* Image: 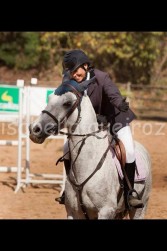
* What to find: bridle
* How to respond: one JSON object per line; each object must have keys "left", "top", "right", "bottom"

{"left": 42, "top": 83, "right": 83, "bottom": 134}
{"left": 42, "top": 83, "right": 102, "bottom": 136}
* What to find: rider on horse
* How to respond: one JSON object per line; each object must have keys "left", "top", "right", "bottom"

{"left": 55, "top": 49, "right": 144, "bottom": 210}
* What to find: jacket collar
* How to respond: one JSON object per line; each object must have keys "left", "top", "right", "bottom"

{"left": 87, "top": 79, "right": 98, "bottom": 96}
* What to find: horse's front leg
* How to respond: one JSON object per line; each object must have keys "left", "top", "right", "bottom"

{"left": 65, "top": 200, "right": 75, "bottom": 219}
{"left": 67, "top": 215, "right": 74, "bottom": 219}
{"left": 65, "top": 205, "right": 74, "bottom": 219}
{"left": 98, "top": 206, "right": 117, "bottom": 219}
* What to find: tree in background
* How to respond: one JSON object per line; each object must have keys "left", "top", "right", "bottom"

{"left": 0, "top": 31, "right": 166, "bottom": 85}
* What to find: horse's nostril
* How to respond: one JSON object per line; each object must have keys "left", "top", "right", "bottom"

{"left": 32, "top": 124, "right": 42, "bottom": 136}
{"left": 34, "top": 126, "right": 40, "bottom": 133}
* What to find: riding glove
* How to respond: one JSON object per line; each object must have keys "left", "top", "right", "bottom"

{"left": 118, "top": 97, "right": 129, "bottom": 112}
{"left": 96, "top": 114, "right": 108, "bottom": 126}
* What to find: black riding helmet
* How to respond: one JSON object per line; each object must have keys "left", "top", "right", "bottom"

{"left": 63, "top": 49, "right": 91, "bottom": 73}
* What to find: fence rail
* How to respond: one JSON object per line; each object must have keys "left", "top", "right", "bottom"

{"left": 131, "top": 84, "right": 167, "bottom": 90}
{"left": 117, "top": 83, "right": 167, "bottom": 121}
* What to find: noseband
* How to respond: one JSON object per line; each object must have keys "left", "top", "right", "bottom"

{"left": 42, "top": 83, "right": 82, "bottom": 134}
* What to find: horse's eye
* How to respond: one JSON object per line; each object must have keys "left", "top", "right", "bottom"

{"left": 63, "top": 101, "right": 72, "bottom": 107}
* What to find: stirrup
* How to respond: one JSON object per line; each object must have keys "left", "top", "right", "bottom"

{"left": 127, "top": 189, "right": 144, "bottom": 209}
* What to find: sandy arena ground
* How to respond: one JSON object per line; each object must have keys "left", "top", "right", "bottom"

{"left": 0, "top": 119, "right": 167, "bottom": 219}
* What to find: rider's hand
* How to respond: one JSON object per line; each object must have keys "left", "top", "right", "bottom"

{"left": 96, "top": 114, "right": 108, "bottom": 126}
{"left": 118, "top": 97, "right": 129, "bottom": 112}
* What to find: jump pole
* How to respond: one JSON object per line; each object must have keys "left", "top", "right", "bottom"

{"left": 14, "top": 79, "right": 66, "bottom": 194}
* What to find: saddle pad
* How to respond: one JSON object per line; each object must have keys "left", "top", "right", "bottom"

{"left": 110, "top": 147, "right": 146, "bottom": 182}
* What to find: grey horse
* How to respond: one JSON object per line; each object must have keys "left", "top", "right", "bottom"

{"left": 29, "top": 83, "right": 152, "bottom": 219}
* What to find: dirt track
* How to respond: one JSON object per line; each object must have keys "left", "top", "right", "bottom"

{"left": 0, "top": 119, "right": 167, "bottom": 219}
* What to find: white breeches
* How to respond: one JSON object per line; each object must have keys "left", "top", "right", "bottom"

{"left": 63, "top": 125, "right": 135, "bottom": 163}
{"left": 117, "top": 125, "right": 135, "bottom": 163}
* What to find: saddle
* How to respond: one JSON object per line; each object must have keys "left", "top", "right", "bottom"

{"left": 112, "top": 137, "right": 134, "bottom": 192}
{"left": 112, "top": 137, "right": 126, "bottom": 169}
{"left": 111, "top": 137, "right": 146, "bottom": 182}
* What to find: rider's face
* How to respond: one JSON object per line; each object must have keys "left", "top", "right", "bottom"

{"left": 70, "top": 64, "right": 88, "bottom": 83}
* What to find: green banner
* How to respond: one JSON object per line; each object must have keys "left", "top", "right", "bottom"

{"left": 0, "top": 86, "right": 19, "bottom": 112}
{"left": 46, "top": 89, "right": 54, "bottom": 103}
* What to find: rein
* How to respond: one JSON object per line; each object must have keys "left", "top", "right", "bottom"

{"left": 59, "top": 128, "right": 107, "bottom": 137}
{"left": 56, "top": 131, "right": 108, "bottom": 165}
{"left": 68, "top": 138, "right": 113, "bottom": 219}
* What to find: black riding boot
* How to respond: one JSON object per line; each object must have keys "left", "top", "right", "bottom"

{"left": 124, "top": 161, "right": 144, "bottom": 209}
{"left": 55, "top": 159, "right": 71, "bottom": 205}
